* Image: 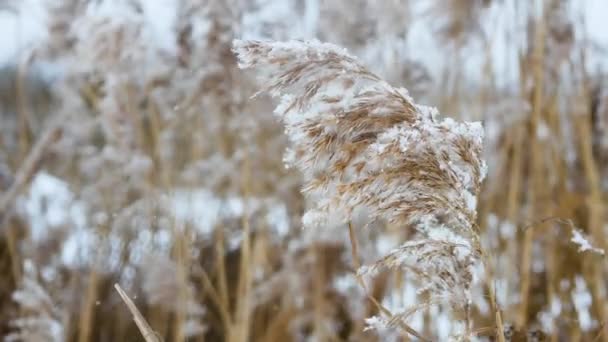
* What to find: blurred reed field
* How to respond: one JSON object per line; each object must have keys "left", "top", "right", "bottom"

{"left": 0, "top": 0, "right": 607, "bottom": 341}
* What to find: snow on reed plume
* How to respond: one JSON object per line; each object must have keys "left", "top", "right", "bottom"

{"left": 5, "top": 260, "right": 65, "bottom": 342}
{"left": 233, "top": 39, "right": 487, "bottom": 335}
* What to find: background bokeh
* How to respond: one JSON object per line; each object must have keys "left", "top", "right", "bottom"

{"left": 1, "top": 0, "right": 608, "bottom": 341}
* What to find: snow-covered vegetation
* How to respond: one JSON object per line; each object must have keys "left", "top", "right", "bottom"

{"left": 1, "top": 0, "right": 608, "bottom": 341}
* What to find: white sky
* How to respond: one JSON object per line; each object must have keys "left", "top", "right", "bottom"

{"left": 0, "top": 0, "right": 606, "bottom": 84}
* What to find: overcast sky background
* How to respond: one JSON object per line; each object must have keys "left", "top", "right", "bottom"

{"left": 0, "top": 0, "right": 606, "bottom": 87}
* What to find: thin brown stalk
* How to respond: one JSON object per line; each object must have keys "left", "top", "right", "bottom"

{"left": 577, "top": 95, "right": 608, "bottom": 342}
{"left": 199, "top": 267, "right": 232, "bottom": 329}
{"left": 16, "top": 52, "right": 35, "bottom": 163}
{"left": 0, "top": 121, "right": 62, "bottom": 216}
{"left": 172, "top": 222, "right": 187, "bottom": 342}
{"left": 576, "top": 36, "right": 608, "bottom": 341}
{"left": 517, "top": 2, "right": 547, "bottom": 328}
{"left": 481, "top": 250, "right": 506, "bottom": 342}
{"left": 214, "top": 227, "right": 230, "bottom": 314}
{"left": 78, "top": 269, "right": 98, "bottom": 342}
{"left": 115, "top": 284, "right": 162, "bottom": 342}
{"left": 312, "top": 243, "right": 326, "bottom": 340}
{"left": 232, "top": 154, "right": 252, "bottom": 342}
{"left": 0, "top": 119, "right": 62, "bottom": 283}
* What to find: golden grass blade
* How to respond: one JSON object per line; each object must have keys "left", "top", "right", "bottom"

{"left": 114, "top": 284, "right": 162, "bottom": 342}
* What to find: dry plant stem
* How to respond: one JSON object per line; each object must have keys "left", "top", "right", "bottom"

{"left": 232, "top": 154, "right": 252, "bottom": 342}
{"left": 517, "top": 3, "right": 546, "bottom": 328}
{"left": 2, "top": 220, "right": 20, "bottom": 288}
{"left": 0, "top": 120, "right": 62, "bottom": 284}
{"left": 478, "top": 38, "right": 494, "bottom": 120}
{"left": 481, "top": 251, "right": 506, "bottom": 342}
{"left": 594, "top": 322, "right": 608, "bottom": 342}
{"left": 65, "top": 270, "right": 81, "bottom": 337}
{"left": 172, "top": 221, "right": 187, "bottom": 342}
{"left": 546, "top": 94, "right": 563, "bottom": 342}
{"left": 141, "top": 99, "right": 170, "bottom": 336}
{"left": 147, "top": 99, "right": 171, "bottom": 188}
{"left": 347, "top": 222, "right": 429, "bottom": 342}
{"left": 575, "top": 41, "right": 608, "bottom": 340}
{"left": 199, "top": 267, "right": 231, "bottom": 328}
{"left": 149, "top": 304, "right": 169, "bottom": 341}
{"left": 495, "top": 309, "right": 506, "bottom": 342}
{"left": 114, "top": 284, "right": 162, "bottom": 342}
{"left": 0, "top": 121, "right": 62, "bottom": 216}
{"left": 312, "top": 243, "right": 326, "bottom": 340}
{"left": 577, "top": 100, "right": 608, "bottom": 341}
{"left": 129, "top": 83, "right": 147, "bottom": 153}
{"left": 214, "top": 227, "right": 230, "bottom": 314}
{"left": 545, "top": 219, "right": 558, "bottom": 342}
{"left": 478, "top": 28, "right": 505, "bottom": 342}
{"left": 502, "top": 58, "right": 525, "bottom": 320}
{"left": 16, "top": 52, "right": 35, "bottom": 162}
{"left": 78, "top": 269, "right": 99, "bottom": 342}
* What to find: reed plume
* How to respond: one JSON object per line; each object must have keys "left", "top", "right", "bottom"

{"left": 233, "top": 39, "right": 487, "bottom": 338}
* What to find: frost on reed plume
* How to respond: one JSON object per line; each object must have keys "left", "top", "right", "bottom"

{"left": 234, "top": 40, "right": 487, "bottom": 338}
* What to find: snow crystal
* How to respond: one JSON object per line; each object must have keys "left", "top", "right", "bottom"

{"left": 301, "top": 209, "right": 326, "bottom": 228}
{"left": 571, "top": 276, "right": 595, "bottom": 331}
{"left": 571, "top": 229, "right": 605, "bottom": 256}
{"left": 266, "top": 203, "right": 290, "bottom": 238}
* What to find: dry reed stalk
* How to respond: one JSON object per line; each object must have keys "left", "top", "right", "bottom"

{"left": 576, "top": 95, "right": 608, "bottom": 341}
{"left": 230, "top": 153, "right": 253, "bottom": 342}
{"left": 544, "top": 220, "right": 558, "bottom": 342}
{"left": 213, "top": 227, "right": 230, "bottom": 317}
{"left": 16, "top": 52, "right": 35, "bottom": 163}
{"left": 78, "top": 269, "right": 98, "bottom": 342}
{"left": 517, "top": 2, "right": 547, "bottom": 328}
{"left": 143, "top": 98, "right": 163, "bottom": 187}
{"left": 2, "top": 220, "right": 20, "bottom": 294}
{"left": 571, "top": 30, "right": 608, "bottom": 340}
{"left": 0, "top": 119, "right": 63, "bottom": 286}
{"left": 544, "top": 78, "right": 565, "bottom": 342}
{"left": 428, "top": 0, "right": 490, "bottom": 47}
{"left": 475, "top": 27, "right": 507, "bottom": 342}
{"left": 172, "top": 221, "right": 187, "bottom": 342}
{"left": 477, "top": 204, "right": 506, "bottom": 340}
{"left": 114, "top": 284, "right": 162, "bottom": 342}
{"left": 312, "top": 243, "right": 327, "bottom": 340}
{"left": 478, "top": 248, "right": 506, "bottom": 342}
{"left": 148, "top": 306, "right": 169, "bottom": 342}
{"left": 499, "top": 56, "right": 527, "bottom": 323}
{"left": 198, "top": 265, "right": 231, "bottom": 329}
{"left": 0, "top": 105, "right": 63, "bottom": 216}
{"left": 150, "top": 103, "right": 184, "bottom": 342}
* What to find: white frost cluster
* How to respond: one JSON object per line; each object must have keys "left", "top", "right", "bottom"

{"left": 571, "top": 229, "right": 605, "bottom": 256}
{"left": 571, "top": 276, "right": 595, "bottom": 331}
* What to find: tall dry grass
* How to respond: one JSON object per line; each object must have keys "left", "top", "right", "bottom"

{"left": 0, "top": 0, "right": 607, "bottom": 341}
